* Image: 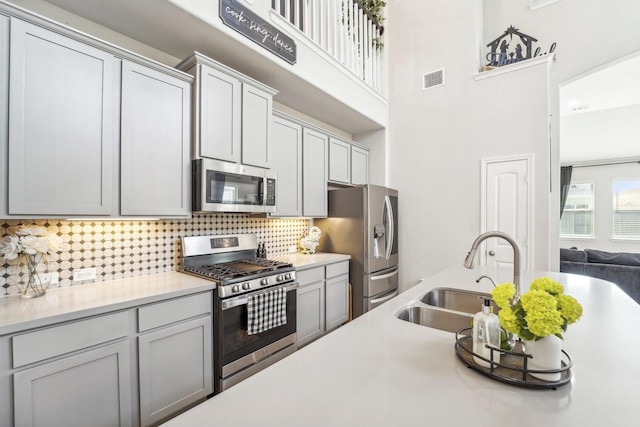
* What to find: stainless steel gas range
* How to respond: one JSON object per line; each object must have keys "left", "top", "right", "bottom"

{"left": 180, "top": 234, "right": 298, "bottom": 393}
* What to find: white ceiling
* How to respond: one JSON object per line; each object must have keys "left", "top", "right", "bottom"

{"left": 560, "top": 53, "right": 640, "bottom": 164}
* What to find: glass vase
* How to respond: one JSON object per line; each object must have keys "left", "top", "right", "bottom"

{"left": 20, "top": 253, "right": 51, "bottom": 299}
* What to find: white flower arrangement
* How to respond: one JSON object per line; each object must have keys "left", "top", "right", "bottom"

{"left": 0, "top": 226, "right": 62, "bottom": 261}
{"left": 1, "top": 226, "right": 62, "bottom": 297}
{"left": 300, "top": 226, "right": 322, "bottom": 254}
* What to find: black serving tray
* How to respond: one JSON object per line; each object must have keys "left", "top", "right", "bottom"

{"left": 454, "top": 327, "right": 572, "bottom": 389}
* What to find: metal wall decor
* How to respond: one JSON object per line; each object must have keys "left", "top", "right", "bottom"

{"left": 485, "top": 25, "right": 556, "bottom": 68}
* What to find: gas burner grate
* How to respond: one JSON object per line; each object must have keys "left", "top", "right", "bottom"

{"left": 183, "top": 258, "right": 294, "bottom": 282}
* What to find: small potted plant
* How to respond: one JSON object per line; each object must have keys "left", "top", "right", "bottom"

{"left": 491, "top": 277, "right": 583, "bottom": 380}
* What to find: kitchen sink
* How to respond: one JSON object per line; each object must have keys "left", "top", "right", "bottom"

{"left": 420, "top": 287, "right": 497, "bottom": 314}
{"left": 395, "top": 287, "right": 498, "bottom": 333}
{"left": 395, "top": 305, "right": 473, "bottom": 334}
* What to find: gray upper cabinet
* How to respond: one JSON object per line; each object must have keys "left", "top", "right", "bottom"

{"left": 302, "top": 128, "right": 328, "bottom": 217}
{"left": 178, "top": 53, "right": 277, "bottom": 168}
{"left": 242, "top": 84, "right": 273, "bottom": 168}
{"left": 1, "top": 15, "right": 10, "bottom": 218}
{"left": 328, "top": 137, "right": 351, "bottom": 184}
{"left": 8, "top": 19, "right": 115, "bottom": 215}
{"left": 270, "top": 116, "right": 303, "bottom": 217}
{"left": 1, "top": 10, "right": 193, "bottom": 219}
{"left": 120, "top": 60, "right": 191, "bottom": 216}
{"left": 329, "top": 136, "right": 369, "bottom": 186}
{"left": 198, "top": 64, "right": 241, "bottom": 162}
{"left": 350, "top": 145, "right": 369, "bottom": 185}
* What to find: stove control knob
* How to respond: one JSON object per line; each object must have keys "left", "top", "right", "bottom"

{"left": 232, "top": 285, "right": 241, "bottom": 293}
{"left": 261, "top": 278, "right": 270, "bottom": 286}
{"left": 285, "top": 273, "right": 292, "bottom": 280}
{"left": 242, "top": 283, "right": 251, "bottom": 290}
{"left": 277, "top": 275, "right": 284, "bottom": 282}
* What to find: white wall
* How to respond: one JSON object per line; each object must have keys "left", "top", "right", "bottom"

{"left": 388, "top": 0, "right": 640, "bottom": 292}
{"left": 560, "top": 163, "right": 640, "bottom": 253}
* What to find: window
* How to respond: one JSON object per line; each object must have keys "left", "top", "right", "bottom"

{"left": 612, "top": 179, "right": 640, "bottom": 239}
{"left": 561, "top": 182, "right": 594, "bottom": 237}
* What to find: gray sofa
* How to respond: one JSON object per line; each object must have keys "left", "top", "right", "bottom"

{"left": 560, "top": 248, "right": 640, "bottom": 304}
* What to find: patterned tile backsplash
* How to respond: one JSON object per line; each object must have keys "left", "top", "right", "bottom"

{"left": 1, "top": 215, "right": 310, "bottom": 296}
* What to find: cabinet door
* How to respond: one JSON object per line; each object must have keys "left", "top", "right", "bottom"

{"left": 120, "top": 60, "right": 191, "bottom": 216}
{"left": 8, "top": 19, "right": 115, "bottom": 215}
{"left": 0, "top": 15, "right": 9, "bottom": 217}
{"left": 302, "top": 128, "right": 328, "bottom": 217}
{"left": 242, "top": 84, "right": 273, "bottom": 168}
{"left": 199, "top": 64, "right": 241, "bottom": 162}
{"left": 138, "top": 316, "right": 212, "bottom": 427}
{"left": 328, "top": 137, "right": 351, "bottom": 184}
{"left": 326, "top": 274, "right": 350, "bottom": 332}
{"left": 296, "top": 281, "right": 325, "bottom": 347}
{"left": 351, "top": 145, "right": 369, "bottom": 185}
{"left": 13, "top": 340, "right": 132, "bottom": 427}
{"left": 270, "top": 116, "right": 303, "bottom": 217}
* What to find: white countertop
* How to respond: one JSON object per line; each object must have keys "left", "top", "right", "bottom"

{"left": 0, "top": 272, "right": 214, "bottom": 335}
{"left": 163, "top": 265, "right": 640, "bottom": 427}
{"left": 271, "top": 252, "right": 351, "bottom": 270}
{"left": 0, "top": 254, "right": 349, "bottom": 335}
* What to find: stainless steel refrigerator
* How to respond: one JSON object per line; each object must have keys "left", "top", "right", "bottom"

{"left": 316, "top": 185, "right": 398, "bottom": 318}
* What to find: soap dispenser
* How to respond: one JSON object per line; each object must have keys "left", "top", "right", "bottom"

{"left": 472, "top": 297, "right": 501, "bottom": 368}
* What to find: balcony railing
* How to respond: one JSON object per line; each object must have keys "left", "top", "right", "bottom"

{"left": 272, "top": 0, "right": 384, "bottom": 94}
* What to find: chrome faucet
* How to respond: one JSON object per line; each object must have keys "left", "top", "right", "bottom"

{"left": 475, "top": 275, "right": 496, "bottom": 288}
{"left": 464, "top": 231, "right": 521, "bottom": 303}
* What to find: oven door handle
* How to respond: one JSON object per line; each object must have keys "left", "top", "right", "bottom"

{"left": 221, "top": 282, "right": 299, "bottom": 310}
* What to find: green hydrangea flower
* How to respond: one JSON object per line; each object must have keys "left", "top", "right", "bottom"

{"left": 557, "top": 294, "right": 583, "bottom": 324}
{"left": 497, "top": 307, "right": 520, "bottom": 335}
{"left": 491, "top": 283, "right": 516, "bottom": 308}
{"left": 529, "top": 276, "right": 564, "bottom": 295}
{"left": 493, "top": 276, "right": 583, "bottom": 340}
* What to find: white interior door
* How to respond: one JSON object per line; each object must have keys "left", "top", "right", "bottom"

{"left": 481, "top": 155, "right": 532, "bottom": 269}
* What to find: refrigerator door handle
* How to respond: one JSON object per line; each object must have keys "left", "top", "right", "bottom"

{"left": 370, "top": 289, "right": 398, "bottom": 305}
{"left": 370, "top": 269, "right": 398, "bottom": 281}
{"left": 384, "top": 195, "right": 394, "bottom": 260}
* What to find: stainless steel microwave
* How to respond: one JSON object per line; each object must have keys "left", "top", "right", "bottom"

{"left": 192, "top": 158, "right": 276, "bottom": 213}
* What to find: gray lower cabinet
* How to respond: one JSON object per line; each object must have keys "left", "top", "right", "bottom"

{"left": 137, "top": 293, "right": 213, "bottom": 427}
{"left": 1, "top": 291, "right": 213, "bottom": 427}
{"left": 325, "top": 261, "right": 350, "bottom": 332}
{"left": 10, "top": 312, "right": 133, "bottom": 427}
{"left": 13, "top": 341, "right": 132, "bottom": 427}
{"left": 296, "top": 269, "right": 326, "bottom": 347}
{"left": 296, "top": 261, "right": 349, "bottom": 348}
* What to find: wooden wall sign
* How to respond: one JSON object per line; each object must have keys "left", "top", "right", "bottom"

{"left": 220, "top": 0, "right": 297, "bottom": 65}
{"left": 485, "top": 25, "right": 556, "bottom": 68}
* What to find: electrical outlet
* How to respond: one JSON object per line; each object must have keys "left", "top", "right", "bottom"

{"left": 289, "top": 245, "right": 297, "bottom": 254}
{"left": 40, "top": 272, "right": 59, "bottom": 284}
{"left": 73, "top": 268, "right": 96, "bottom": 281}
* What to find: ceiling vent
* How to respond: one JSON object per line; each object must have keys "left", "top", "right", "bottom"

{"left": 422, "top": 68, "right": 445, "bottom": 90}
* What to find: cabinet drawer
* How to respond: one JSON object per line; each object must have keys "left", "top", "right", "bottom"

{"left": 12, "top": 311, "right": 129, "bottom": 368}
{"left": 296, "top": 266, "right": 324, "bottom": 286}
{"left": 138, "top": 292, "right": 212, "bottom": 332}
{"left": 326, "top": 261, "right": 349, "bottom": 279}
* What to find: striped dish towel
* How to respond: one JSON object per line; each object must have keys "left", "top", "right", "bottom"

{"left": 247, "top": 286, "right": 287, "bottom": 335}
